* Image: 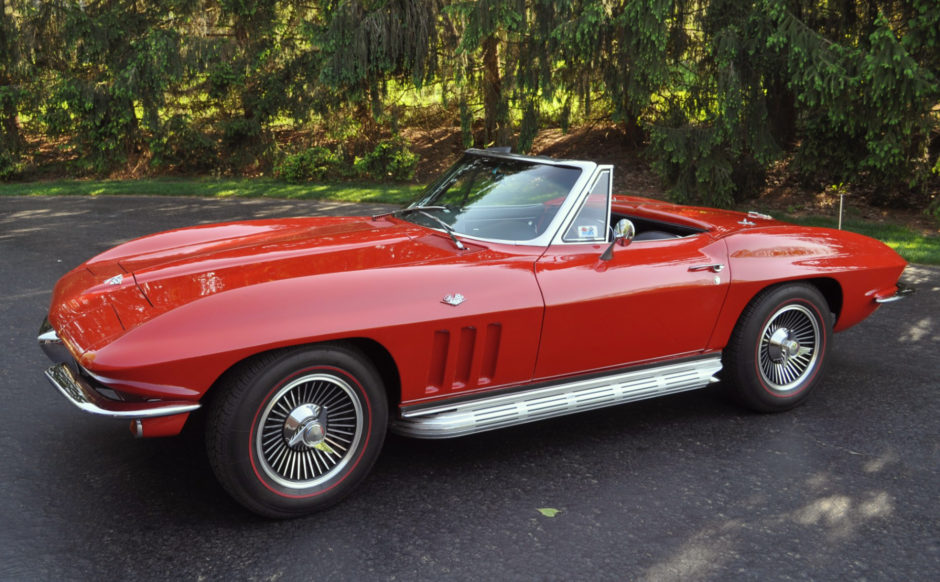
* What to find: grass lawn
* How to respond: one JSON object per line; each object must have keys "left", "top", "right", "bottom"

{"left": 0, "top": 177, "right": 425, "bottom": 205}
{"left": 2, "top": 177, "right": 937, "bottom": 264}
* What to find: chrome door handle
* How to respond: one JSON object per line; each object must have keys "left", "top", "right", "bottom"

{"left": 689, "top": 264, "right": 724, "bottom": 273}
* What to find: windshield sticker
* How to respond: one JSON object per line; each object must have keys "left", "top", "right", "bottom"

{"left": 577, "top": 225, "right": 599, "bottom": 239}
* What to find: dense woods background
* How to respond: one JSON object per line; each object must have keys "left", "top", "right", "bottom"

{"left": 0, "top": 0, "right": 937, "bottom": 215}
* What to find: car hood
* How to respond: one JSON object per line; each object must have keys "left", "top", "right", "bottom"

{"left": 51, "top": 216, "right": 475, "bottom": 353}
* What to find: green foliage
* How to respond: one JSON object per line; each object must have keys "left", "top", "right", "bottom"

{"left": 609, "top": 0, "right": 674, "bottom": 121}
{"left": 649, "top": 125, "right": 736, "bottom": 208}
{"left": 150, "top": 115, "right": 218, "bottom": 172}
{"left": 767, "top": 0, "right": 939, "bottom": 204}
{"left": 24, "top": 0, "right": 196, "bottom": 173}
{"left": 40, "top": 77, "right": 138, "bottom": 173}
{"left": 0, "top": 150, "right": 22, "bottom": 181}
{"left": 0, "top": 0, "right": 26, "bottom": 158}
{"left": 353, "top": 137, "right": 419, "bottom": 181}
{"left": 274, "top": 147, "right": 341, "bottom": 182}
{"left": 644, "top": 0, "right": 779, "bottom": 206}
{"left": 0, "top": 0, "right": 935, "bottom": 217}
{"left": 516, "top": 99, "right": 539, "bottom": 153}
{"left": 642, "top": 0, "right": 939, "bottom": 208}
{"left": 459, "top": 97, "right": 474, "bottom": 149}
{"left": 273, "top": 137, "right": 418, "bottom": 183}
{"left": 318, "top": 0, "right": 442, "bottom": 110}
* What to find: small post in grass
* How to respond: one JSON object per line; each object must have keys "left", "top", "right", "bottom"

{"left": 838, "top": 192, "right": 844, "bottom": 230}
{"left": 829, "top": 183, "right": 847, "bottom": 230}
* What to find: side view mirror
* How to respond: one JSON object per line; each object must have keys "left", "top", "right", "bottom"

{"left": 613, "top": 218, "right": 635, "bottom": 243}
{"left": 600, "top": 218, "right": 635, "bottom": 261}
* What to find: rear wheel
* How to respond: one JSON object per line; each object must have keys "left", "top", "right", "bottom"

{"left": 206, "top": 345, "right": 387, "bottom": 518}
{"left": 724, "top": 284, "right": 833, "bottom": 412}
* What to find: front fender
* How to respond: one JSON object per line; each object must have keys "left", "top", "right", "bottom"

{"left": 86, "top": 258, "right": 545, "bottom": 403}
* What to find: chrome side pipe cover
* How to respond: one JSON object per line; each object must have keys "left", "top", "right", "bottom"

{"left": 393, "top": 356, "right": 723, "bottom": 439}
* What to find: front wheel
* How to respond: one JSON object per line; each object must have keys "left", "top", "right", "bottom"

{"left": 206, "top": 345, "right": 387, "bottom": 518}
{"left": 723, "top": 284, "right": 833, "bottom": 412}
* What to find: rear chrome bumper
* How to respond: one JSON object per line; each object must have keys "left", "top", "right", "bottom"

{"left": 875, "top": 282, "right": 915, "bottom": 304}
{"left": 39, "top": 318, "right": 200, "bottom": 419}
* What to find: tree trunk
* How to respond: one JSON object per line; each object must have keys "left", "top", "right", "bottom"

{"left": 766, "top": 75, "right": 796, "bottom": 148}
{"left": 1, "top": 90, "right": 19, "bottom": 153}
{"left": 0, "top": 0, "right": 20, "bottom": 154}
{"left": 623, "top": 113, "right": 646, "bottom": 148}
{"left": 482, "top": 34, "right": 502, "bottom": 146}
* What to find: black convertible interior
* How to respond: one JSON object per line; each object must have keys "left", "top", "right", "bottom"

{"left": 441, "top": 204, "right": 706, "bottom": 243}
{"left": 610, "top": 212, "right": 706, "bottom": 241}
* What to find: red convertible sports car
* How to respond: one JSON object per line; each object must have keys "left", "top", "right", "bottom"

{"left": 39, "top": 148, "right": 912, "bottom": 517}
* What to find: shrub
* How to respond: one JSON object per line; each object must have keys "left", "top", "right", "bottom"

{"left": 0, "top": 151, "right": 20, "bottom": 181}
{"left": 0, "top": 157, "right": 9, "bottom": 181}
{"left": 150, "top": 115, "right": 218, "bottom": 172}
{"left": 353, "top": 137, "right": 419, "bottom": 181}
{"left": 274, "top": 147, "right": 341, "bottom": 183}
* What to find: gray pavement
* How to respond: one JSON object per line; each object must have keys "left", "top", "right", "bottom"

{"left": 1, "top": 195, "right": 938, "bottom": 581}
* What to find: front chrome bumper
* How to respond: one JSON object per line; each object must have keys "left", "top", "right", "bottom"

{"left": 38, "top": 317, "right": 71, "bottom": 364}
{"left": 875, "top": 282, "right": 915, "bottom": 304}
{"left": 43, "top": 363, "right": 200, "bottom": 419}
{"left": 39, "top": 319, "right": 200, "bottom": 419}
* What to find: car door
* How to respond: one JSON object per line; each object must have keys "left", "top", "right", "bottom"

{"left": 533, "top": 170, "right": 731, "bottom": 380}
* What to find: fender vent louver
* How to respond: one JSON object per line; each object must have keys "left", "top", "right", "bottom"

{"left": 426, "top": 323, "right": 503, "bottom": 394}
{"left": 427, "top": 331, "right": 450, "bottom": 392}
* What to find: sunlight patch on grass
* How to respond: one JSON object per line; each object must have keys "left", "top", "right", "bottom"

{"left": 0, "top": 178, "right": 425, "bottom": 206}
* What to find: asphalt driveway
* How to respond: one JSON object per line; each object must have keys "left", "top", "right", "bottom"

{"left": 1, "top": 195, "right": 937, "bottom": 581}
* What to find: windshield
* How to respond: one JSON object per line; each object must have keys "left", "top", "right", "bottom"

{"left": 404, "top": 155, "right": 582, "bottom": 242}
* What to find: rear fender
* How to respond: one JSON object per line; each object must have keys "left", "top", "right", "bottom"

{"left": 707, "top": 228, "right": 905, "bottom": 349}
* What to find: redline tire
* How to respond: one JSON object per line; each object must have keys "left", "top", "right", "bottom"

{"left": 724, "top": 284, "right": 833, "bottom": 413}
{"left": 206, "top": 345, "right": 387, "bottom": 518}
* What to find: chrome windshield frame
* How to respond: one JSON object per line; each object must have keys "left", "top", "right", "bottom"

{"left": 404, "top": 149, "right": 598, "bottom": 248}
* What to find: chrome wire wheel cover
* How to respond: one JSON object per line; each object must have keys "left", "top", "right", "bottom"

{"left": 758, "top": 304, "right": 821, "bottom": 393}
{"left": 256, "top": 373, "right": 363, "bottom": 489}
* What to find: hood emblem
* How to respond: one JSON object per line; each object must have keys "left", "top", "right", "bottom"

{"left": 442, "top": 293, "right": 465, "bottom": 306}
{"left": 105, "top": 274, "right": 124, "bottom": 286}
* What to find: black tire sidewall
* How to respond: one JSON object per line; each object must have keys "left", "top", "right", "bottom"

{"left": 726, "top": 284, "right": 832, "bottom": 412}
{"left": 209, "top": 346, "right": 387, "bottom": 518}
